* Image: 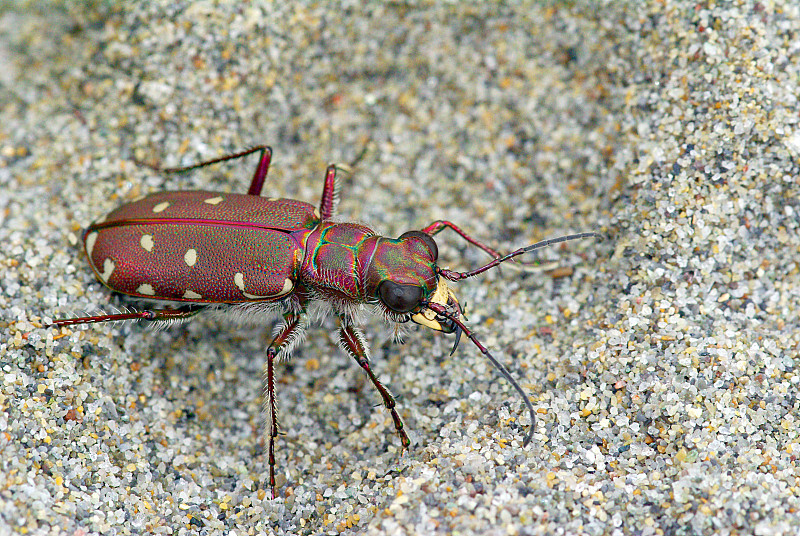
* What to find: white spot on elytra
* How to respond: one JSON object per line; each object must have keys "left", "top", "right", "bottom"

{"left": 182, "top": 289, "right": 202, "bottom": 300}
{"left": 140, "top": 234, "right": 154, "bottom": 252}
{"left": 234, "top": 272, "right": 247, "bottom": 291}
{"left": 100, "top": 258, "right": 114, "bottom": 282}
{"left": 85, "top": 232, "right": 98, "bottom": 257}
{"left": 152, "top": 201, "right": 170, "bottom": 213}
{"left": 313, "top": 208, "right": 320, "bottom": 219}
{"left": 184, "top": 249, "right": 197, "bottom": 266}
{"left": 267, "top": 197, "right": 279, "bottom": 201}
{"left": 136, "top": 284, "right": 155, "bottom": 295}
{"left": 278, "top": 278, "right": 293, "bottom": 296}
{"left": 234, "top": 272, "right": 293, "bottom": 299}
{"left": 204, "top": 196, "right": 224, "bottom": 205}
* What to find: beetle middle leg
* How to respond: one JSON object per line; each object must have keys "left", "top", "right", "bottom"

{"left": 264, "top": 312, "right": 308, "bottom": 498}
{"left": 318, "top": 164, "right": 340, "bottom": 220}
{"left": 337, "top": 318, "right": 411, "bottom": 451}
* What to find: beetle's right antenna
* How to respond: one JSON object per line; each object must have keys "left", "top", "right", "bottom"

{"left": 422, "top": 300, "right": 536, "bottom": 446}
{"left": 437, "top": 232, "right": 601, "bottom": 282}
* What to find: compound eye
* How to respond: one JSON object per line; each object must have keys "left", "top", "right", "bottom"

{"left": 378, "top": 281, "right": 424, "bottom": 313}
{"left": 399, "top": 230, "right": 438, "bottom": 261}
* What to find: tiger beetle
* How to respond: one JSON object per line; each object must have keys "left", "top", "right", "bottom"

{"left": 48, "top": 145, "right": 598, "bottom": 498}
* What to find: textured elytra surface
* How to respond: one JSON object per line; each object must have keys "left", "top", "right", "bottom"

{"left": 88, "top": 223, "right": 298, "bottom": 302}
{"left": 85, "top": 191, "right": 319, "bottom": 302}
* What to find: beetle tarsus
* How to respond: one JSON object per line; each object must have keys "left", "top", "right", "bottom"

{"left": 48, "top": 307, "right": 201, "bottom": 328}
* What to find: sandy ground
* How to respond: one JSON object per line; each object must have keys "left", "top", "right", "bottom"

{"left": 2, "top": 2, "right": 800, "bottom": 535}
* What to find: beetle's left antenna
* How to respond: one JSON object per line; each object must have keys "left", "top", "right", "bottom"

{"left": 437, "top": 232, "right": 601, "bottom": 282}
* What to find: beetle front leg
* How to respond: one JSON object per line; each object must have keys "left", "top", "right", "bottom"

{"left": 337, "top": 320, "right": 411, "bottom": 451}
{"left": 264, "top": 312, "right": 308, "bottom": 499}
{"left": 422, "top": 220, "right": 574, "bottom": 272}
{"left": 421, "top": 220, "right": 504, "bottom": 259}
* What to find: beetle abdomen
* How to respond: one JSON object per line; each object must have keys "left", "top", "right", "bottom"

{"left": 83, "top": 191, "right": 317, "bottom": 303}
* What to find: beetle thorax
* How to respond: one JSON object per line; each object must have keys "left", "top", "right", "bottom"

{"left": 299, "top": 222, "right": 380, "bottom": 309}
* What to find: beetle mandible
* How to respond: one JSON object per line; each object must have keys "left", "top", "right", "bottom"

{"left": 49, "top": 146, "right": 598, "bottom": 498}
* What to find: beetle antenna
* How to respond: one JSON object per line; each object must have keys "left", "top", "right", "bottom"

{"left": 437, "top": 232, "right": 600, "bottom": 282}
{"left": 423, "top": 300, "right": 535, "bottom": 446}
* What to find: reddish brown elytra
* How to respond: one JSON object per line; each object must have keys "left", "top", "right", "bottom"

{"left": 49, "top": 146, "right": 598, "bottom": 498}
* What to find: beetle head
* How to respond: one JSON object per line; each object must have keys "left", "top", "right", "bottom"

{"left": 367, "top": 231, "right": 464, "bottom": 352}
{"left": 368, "top": 232, "right": 439, "bottom": 310}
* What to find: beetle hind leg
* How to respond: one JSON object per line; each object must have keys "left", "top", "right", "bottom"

{"left": 337, "top": 320, "right": 411, "bottom": 451}
{"left": 49, "top": 306, "right": 202, "bottom": 329}
{"left": 142, "top": 145, "right": 273, "bottom": 197}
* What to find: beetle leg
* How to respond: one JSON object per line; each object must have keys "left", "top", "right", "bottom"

{"left": 421, "top": 220, "right": 548, "bottom": 272}
{"left": 420, "top": 220, "right": 504, "bottom": 259}
{"left": 246, "top": 146, "right": 273, "bottom": 196}
{"left": 337, "top": 320, "right": 411, "bottom": 451}
{"left": 144, "top": 145, "right": 273, "bottom": 196}
{"left": 422, "top": 221, "right": 599, "bottom": 273}
{"left": 318, "top": 165, "right": 340, "bottom": 220}
{"left": 264, "top": 313, "right": 307, "bottom": 499}
{"left": 49, "top": 307, "right": 201, "bottom": 328}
